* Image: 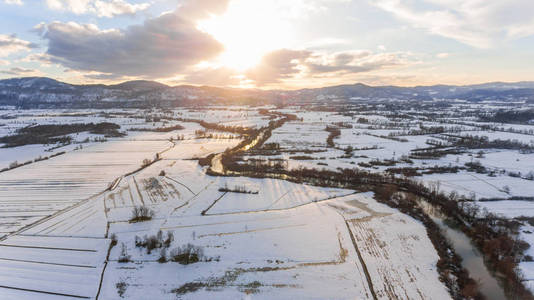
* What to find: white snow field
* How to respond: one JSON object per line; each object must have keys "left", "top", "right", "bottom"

{"left": 82, "top": 149, "right": 448, "bottom": 299}
{"left": 0, "top": 139, "right": 172, "bottom": 238}
{"left": 8, "top": 104, "right": 534, "bottom": 298}
{"left": 0, "top": 125, "right": 451, "bottom": 299}
{"left": 99, "top": 161, "right": 450, "bottom": 299}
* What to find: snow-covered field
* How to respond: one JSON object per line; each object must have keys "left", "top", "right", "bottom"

{"left": 98, "top": 160, "right": 450, "bottom": 299}
{"left": 2, "top": 104, "right": 534, "bottom": 298}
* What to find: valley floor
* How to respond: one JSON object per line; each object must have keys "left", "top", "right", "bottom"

{"left": 0, "top": 134, "right": 450, "bottom": 300}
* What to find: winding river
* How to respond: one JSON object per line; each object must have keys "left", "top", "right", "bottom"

{"left": 208, "top": 115, "right": 508, "bottom": 300}
{"left": 418, "top": 200, "right": 507, "bottom": 300}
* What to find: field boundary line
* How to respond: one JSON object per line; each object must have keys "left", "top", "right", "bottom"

{"left": 0, "top": 285, "right": 90, "bottom": 299}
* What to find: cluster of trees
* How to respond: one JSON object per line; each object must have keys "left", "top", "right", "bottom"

{"left": 218, "top": 183, "right": 258, "bottom": 194}
{"left": 167, "top": 244, "right": 209, "bottom": 265}
{"left": 129, "top": 124, "right": 184, "bottom": 132}
{"left": 480, "top": 109, "right": 534, "bottom": 124}
{"left": 133, "top": 230, "right": 212, "bottom": 264}
{"left": 385, "top": 165, "right": 462, "bottom": 177}
{"left": 366, "top": 132, "right": 408, "bottom": 142}
{"left": 219, "top": 156, "right": 287, "bottom": 174}
{"left": 0, "top": 122, "right": 123, "bottom": 147}
{"left": 135, "top": 230, "right": 174, "bottom": 254}
{"left": 443, "top": 134, "right": 534, "bottom": 152}
{"left": 129, "top": 205, "right": 155, "bottom": 223}
{"left": 388, "top": 125, "right": 463, "bottom": 137}
{"left": 325, "top": 126, "right": 341, "bottom": 147}
{"left": 332, "top": 122, "right": 353, "bottom": 129}
{"left": 357, "top": 158, "right": 396, "bottom": 168}
{"left": 410, "top": 146, "right": 463, "bottom": 159}
{"left": 194, "top": 130, "right": 239, "bottom": 139}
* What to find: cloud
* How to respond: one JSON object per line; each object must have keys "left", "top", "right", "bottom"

{"left": 0, "top": 34, "right": 38, "bottom": 57}
{"left": 436, "top": 52, "right": 450, "bottom": 58}
{"left": 245, "top": 49, "right": 414, "bottom": 85}
{"left": 0, "top": 67, "right": 35, "bottom": 75}
{"left": 178, "top": 0, "right": 230, "bottom": 20}
{"left": 307, "top": 51, "right": 411, "bottom": 75}
{"left": 246, "top": 49, "right": 312, "bottom": 84}
{"left": 37, "top": 0, "right": 231, "bottom": 78}
{"left": 4, "top": 0, "right": 23, "bottom": 5}
{"left": 45, "top": 0, "right": 150, "bottom": 18}
{"left": 38, "top": 8, "right": 225, "bottom": 77}
{"left": 372, "top": 0, "right": 534, "bottom": 48}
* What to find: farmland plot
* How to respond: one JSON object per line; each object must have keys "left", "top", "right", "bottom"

{"left": 0, "top": 139, "right": 171, "bottom": 238}
{"left": 101, "top": 172, "right": 450, "bottom": 299}
{"left": 0, "top": 234, "right": 110, "bottom": 299}
{"left": 332, "top": 193, "right": 451, "bottom": 299}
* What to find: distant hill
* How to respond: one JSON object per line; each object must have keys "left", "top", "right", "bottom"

{"left": 0, "top": 77, "right": 533, "bottom": 108}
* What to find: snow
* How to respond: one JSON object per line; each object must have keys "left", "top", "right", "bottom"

{"left": 478, "top": 200, "right": 534, "bottom": 218}
{"left": 4, "top": 107, "right": 508, "bottom": 299}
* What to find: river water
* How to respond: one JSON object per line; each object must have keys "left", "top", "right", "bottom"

{"left": 418, "top": 200, "right": 507, "bottom": 300}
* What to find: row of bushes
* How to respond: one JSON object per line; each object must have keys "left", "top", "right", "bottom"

{"left": 0, "top": 151, "right": 65, "bottom": 173}
{"left": 325, "top": 126, "right": 341, "bottom": 147}
{"left": 129, "top": 124, "right": 184, "bottom": 132}
{"left": 218, "top": 183, "right": 258, "bottom": 194}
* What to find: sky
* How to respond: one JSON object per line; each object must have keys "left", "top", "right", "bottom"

{"left": 0, "top": 0, "right": 533, "bottom": 89}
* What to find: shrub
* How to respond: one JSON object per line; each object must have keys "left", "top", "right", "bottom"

{"left": 146, "top": 177, "right": 161, "bottom": 190}
{"left": 130, "top": 206, "right": 155, "bottom": 223}
{"left": 110, "top": 233, "right": 118, "bottom": 248}
{"left": 169, "top": 244, "right": 205, "bottom": 265}
{"left": 159, "top": 170, "right": 166, "bottom": 176}
{"left": 158, "top": 248, "right": 167, "bottom": 263}
{"left": 116, "top": 280, "right": 128, "bottom": 298}
{"left": 218, "top": 183, "right": 258, "bottom": 194}
{"left": 164, "top": 231, "right": 174, "bottom": 248}
{"left": 142, "top": 158, "right": 152, "bottom": 167}
{"left": 118, "top": 243, "right": 131, "bottom": 263}
{"left": 135, "top": 230, "right": 174, "bottom": 254}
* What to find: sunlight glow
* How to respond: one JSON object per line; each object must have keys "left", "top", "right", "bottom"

{"left": 197, "top": 0, "right": 294, "bottom": 71}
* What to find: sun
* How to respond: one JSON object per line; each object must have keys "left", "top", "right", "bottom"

{"left": 197, "top": 0, "right": 293, "bottom": 71}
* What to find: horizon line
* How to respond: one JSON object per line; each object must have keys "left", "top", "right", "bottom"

{"left": 2, "top": 76, "right": 534, "bottom": 91}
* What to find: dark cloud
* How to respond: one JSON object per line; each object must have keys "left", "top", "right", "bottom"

{"left": 39, "top": 1, "right": 229, "bottom": 78}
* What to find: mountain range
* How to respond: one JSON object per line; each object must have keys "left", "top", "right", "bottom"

{"left": 1, "top": 77, "right": 533, "bottom": 108}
